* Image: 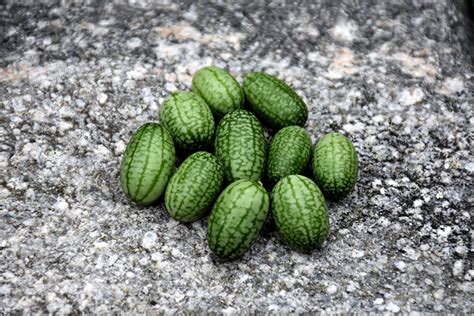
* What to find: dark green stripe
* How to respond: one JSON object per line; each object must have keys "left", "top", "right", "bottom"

{"left": 136, "top": 127, "right": 167, "bottom": 203}
{"left": 288, "top": 176, "right": 312, "bottom": 247}
{"left": 171, "top": 94, "right": 185, "bottom": 130}
{"left": 186, "top": 159, "right": 215, "bottom": 217}
{"left": 211, "top": 181, "right": 254, "bottom": 252}
{"left": 244, "top": 76, "right": 278, "bottom": 122}
{"left": 134, "top": 124, "right": 154, "bottom": 199}
{"left": 220, "top": 185, "right": 257, "bottom": 256}
{"left": 192, "top": 79, "right": 211, "bottom": 108}
{"left": 227, "top": 186, "right": 265, "bottom": 257}
{"left": 208, "top": 67, "right": 238, "bottom": 107}
{"left": 125, "top": 124, "right": 148, "bottom": 197}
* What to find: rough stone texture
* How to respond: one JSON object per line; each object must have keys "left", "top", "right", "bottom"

{"left": 1, "top": 0, "right": 472, "bottom": 313}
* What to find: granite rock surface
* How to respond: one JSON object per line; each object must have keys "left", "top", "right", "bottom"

{"left": 1, "top": 0, "right": 473, "bottom": 313}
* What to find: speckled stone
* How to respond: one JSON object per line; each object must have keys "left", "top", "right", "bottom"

{"left": 1, "top": 0, "right": 473, "bottom": 313}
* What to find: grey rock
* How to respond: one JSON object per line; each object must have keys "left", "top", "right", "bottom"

{"left": 1, "top": 0, "right": 472, "bottom": 313}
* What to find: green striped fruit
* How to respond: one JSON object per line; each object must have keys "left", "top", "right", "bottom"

{"left": 243, "top": 72, "right": 308, "bottom": 130}
{"left": 192, "top": 66, "right": 244, "bottom": 117}
{"left": 165, "top": 151, "right": 224, "bottom": 223}
{"left": 207, "top": 180, "right": 269, "bottom": 260}
{"left": 120, "top": 123, "right": 176, "bottom": 205}
{"left": 272, "top": 175, "right": 329, "bottom": 252}
{"left": 312, "top": 132, "right": 358, "bottom": 201}
{"left": 267, "top": 126, "right": 312, "bottom": 184}
{"left": 214, "top": 109, "right": 266, "bottom": 182}
{"left": 159, "top": 92, "right": 215, "bottom": 151}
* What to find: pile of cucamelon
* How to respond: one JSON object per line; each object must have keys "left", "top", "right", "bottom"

{"left": 119, "top": 66, "right": 359, "bottom": 260}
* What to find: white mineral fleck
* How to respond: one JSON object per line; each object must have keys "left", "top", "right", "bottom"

{"left": 433, "top": 289, "right": 444, "bottom": 299}
{"left": 346, "top": 282, "right": 357, "bottom": 292}
{"left": 94, "top": 145, "right": 110, "bottom": 158}
{"left": 395, "top": 261, "right": 407, "bottom": 272}
{"left": 151, "top": 252, "right": 163, "bottom": 262}
{"left": 141, "top": 232, "right": 158, "bottom": 249}
{"left": 437, "top": 226, "right": 452, "bottom": 240}
{"left": 392, "top": 115, "right": 403, "bottom": 125}
{"left": 126, "top": 37, "right": 142, "bottom": 49}
{"left": 413, "top": 199, "right": 423, "bottom": 207}
{"left": 183, "top": 6, "right": 198, "bottom": 21}
{"left": 342, "top": 122, "right": 365, "bottom": 133}
{"left": 165, "top": 82, "right": 177, "bottom": 92}
{"left": 114, "top": 140, "right": 126, "bottom": 155}
{"left": 372, "top": 179, "right": 382, "bottom": 187}
{"left": 58, "top": 121, "right": 73, "bottom": 132}
{"left": 455, "top": 245, "right": 468, "bottom": 255}
{"left": 386, "top": 302, "right": 400, "bottom": 313}
{"left": 126, "top": 65, "right": 147, "bottom": 80}
{"left": 326, "top": 284, "right": 338, "bottom": 294}
{"left": 94, "top": 241, "right": 108, "bottom": 251}
{"left": 464, "top": 162, "right": 474, "bottom": 172}
{"left": 453, "top": 260, "right": 463, "bottom": 276}
{"left": 0, "top": 284, "right": 11, "bottom": 296}
{"left": 0, "top": 187, "right": 11, "bottom": 199}
{"left": 66, "top": 208, "right": 82, "bottom": 220}
{"left": 399, "top": 87, "right": 425, "bottom": 105}
{"left": 329, "top": 18, "right": 359, "bottom": 42}
{"left": 53, "top": 199, "right": 69, "bottom": 212}
{"left": 351, "top": 249, "right": 365, "bottom": 258}
{"left": 98, "top": 93, "right": 108, "bottom": 104}
{"left": 386, "top": 179, "right": 399, "bottom": 187}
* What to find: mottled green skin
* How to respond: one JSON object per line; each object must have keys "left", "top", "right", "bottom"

{"left": 192, "top": 66, "right": 244, "bottom": 117}
{"left": 312, "top": 132, "right": 358, "bottom": 201}
{"left": 214, "top": 110, "right": 266, "bottom": 182}
{"left": 120, "top": 123, "right": 176, "bottom": 205}
{"left": 272, "top": 175, "right": 329, "bottom": 252}
{"left": 159, "top": 92, "right": 215, "bottom": 151}
{"left": 243, "top": 72, "right": 308, "bottom": 130}
{"left": 267, "top": 126, "right": 312, "bottom": 184}
{"left": 165, "top": 152, "right": 224, "bottom": 223}
{"left": 207, "top": 180, "right": 269, "bottom": 260}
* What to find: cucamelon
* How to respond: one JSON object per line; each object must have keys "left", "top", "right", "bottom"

{"left": 272, "top": 175, "right": 329, "bottom": 252}
{"left": 312, "top": 132, "right": 358, "bottom": 201}
{"left": 214, "top": 109, "right": 266, "bottom": 182}
{"left": 120, "top": 123, "right": 176, "bottom": 205}
{"left": 267, "top": 126, "right": 312, "bottom": 184}
{"left": 159, "top": 91, "right": 215, "bottom": 151}
{"left": 243, "top": 72, "right": 308, "bottom": 130}
{"left": 207, "top": 180, "right": 269, "bottom": 260}
{"left": 165, "top": 151, "right": 224, "bottom": 223}
{"left": 192, "top": 66, "right": 244, "bottom": 117}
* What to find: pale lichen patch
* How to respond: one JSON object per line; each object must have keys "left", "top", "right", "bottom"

{"left": 325, "top": 48, "right": 358, "bottom": 80}
{"left": 438, "top": 77, "right": 465, "bottom": 96}
{"left": 392, "top": 52, "right": 438, "bottom": 82}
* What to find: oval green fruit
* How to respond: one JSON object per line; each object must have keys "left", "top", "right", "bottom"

{"left": 243, "top": 72, "right": 308, "bottom": 130}
{"left": 267, "top": 126, "right": 312, "bottom": 184}
{"left": 165, "top": 151, "right": 224, "bottom": 223}
{"left": 192, "top": 66, "right": 244, "bottom": 117}
{"left": 214, "top": 109, "right": 266, "bottom": 182}
{"left": 120, "top": 123, "right": 176, "bottom": 205}
{"left": 312, "top": 132, "right": 358, "bottom": 201}
{"left": 207, "top": 180, "right": 269, "bottom": 260}
{"left": 159, "top": 91, "right": 215, "bottom": 151}
{"left": 272, "top": 175, "right": 329, "bottom": 252}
